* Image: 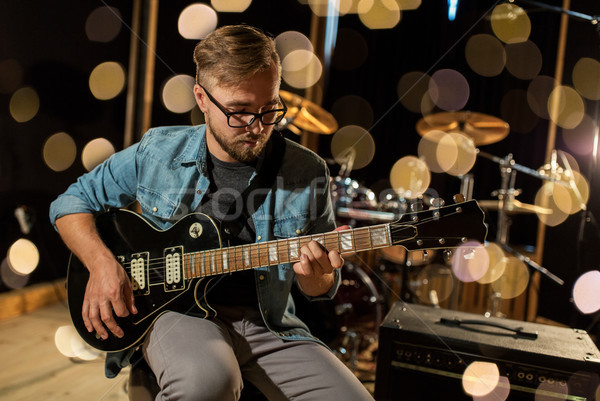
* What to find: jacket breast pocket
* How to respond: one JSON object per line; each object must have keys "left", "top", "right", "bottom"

{"left": 137, "top": 186, "right": 179, "bottom": 220}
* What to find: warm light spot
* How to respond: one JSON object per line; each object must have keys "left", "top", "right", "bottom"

{"left": 43, "top": 132, "right": 77, "bottom": 172}
{"left": 398, "top": 71, "right": 431, "bottom": 113}
{"left": 389, "top": 156, "right": 431, "bottom": 199}
{"left": 162, "top": 74, "right": 196, "bottom": 114}
{"left": 211, "top": 0, "right": 251, "bottom": 12}
{"left": 429, "top": 69, "right": 470, "bottom": 111}
{"left": 7, "top": 238, "right": 39, "bottom": 275}
{"left": 397, "top": 0, "right": 421, "bottom": 10}
{"left": 178, "top": 4, "right": 218, "bottom": 39}
{"left": 331, "top": 28, "right": 369, "bottom": 71}
{"left": 414, "top": 264, "right": 454, "bottom": 304}
{"left": 331, "top": 125, "right": 375, "bottom": 170}
{"left": 1, "top": 258, "right": 29, "bottom": 289}
{"left": 444, "top": 132, "right": 477, "bottom": 176}
{"left": 573, "top": 271, "right": 600, "bottom": 314}
{"left": 535, "top": 380, "right": 569, "bottom": 400}
{"left": 501, "top": 89, "right": 538, "bottom": 134}
{"left": 420, "top": 91, "right": 436, "bottom": 115}
{"left": 505, "top": 40, "right": 542, "bottom": 80}
{"left": 462, "top": 361, "right": 500, "bottom": 397}
{"left": 418, "top": 130, "right": 455, "bottom": 173}
{"left": 477, "top": 243, "right": 507, "bottom": 284}
{"left": 491, "top": 3, "right": 531, "bottom": 44}
{"left": 562, "top": 114, "right": 596, "bottom": 156}
{"left": 307, "top": 0, "right": 353, "bottom": 16}
{"left": 282, "top": 50, "right": 323, "bottom": 89}
{"left": 551, "top": 171, "right": 589, "bottom": 215}
{"left": 573, "top": 57, "right": 600, "bottom": 101}
{"left": 55, "top": 325, "right": 81, "bottom": 358}
{"left": 527, "top": 75, "right": 555, "bottom": 119}
{"left": 473, "top": 376, "right": 510, "bottom": 401}
{"left": 89, "top": 62, "right": 126, "bottom": 101}
{"left": 82, "top": 138, "right": 115, "bottom": 172}
{"left": 548, "top": 86, "right": 585, "bottom": 129}
{"left": 491, "top": 256, "right": 529, "bottom": 299}
{"left": 85, "top": 6, "right": 122, "bottom": 42}
{"left": 275, "top": 31, "right": 313, "bottom": 62}
{"left": 535, "top": 182, "right": 569, "bottom": 227}
{"left": 357, "top": 0, "right": 401, "bottom": 30}
{"left": 465, "top": 34, "right": 506, "bottom": 77}
{"left": 332, "top": 95, "right": 373, "bottom": 128}
{"left": 0, "top": 59, "right": 23, "bottom": 94}
{"left": 10, "top": 87, "right": 39, "bottom": 122}
{"left": 451, "top": 241, "right": 488, "bottom": 283}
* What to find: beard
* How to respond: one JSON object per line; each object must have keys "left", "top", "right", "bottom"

{"left": 206, "top": 117, "right": 272, "bottom": 163}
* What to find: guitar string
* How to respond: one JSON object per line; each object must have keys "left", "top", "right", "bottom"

{"left": 124, "top": 208, "right": 475, "bottom": 284}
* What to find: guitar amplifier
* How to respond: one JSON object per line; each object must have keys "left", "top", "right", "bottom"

{"left": 375, "top": 302, "right": 600, "bottom": 400}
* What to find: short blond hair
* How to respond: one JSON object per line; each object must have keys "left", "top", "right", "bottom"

{"left": 194, "top": 25, "right": 281, "bottom": 89}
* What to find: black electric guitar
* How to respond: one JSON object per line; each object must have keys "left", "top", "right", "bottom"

{"left": 66, "top": 199, "right": 487, "bottom": 352}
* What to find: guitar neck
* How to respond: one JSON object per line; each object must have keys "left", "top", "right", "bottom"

{"left": 182, "top": 223, "right": 395, "bottom": 279}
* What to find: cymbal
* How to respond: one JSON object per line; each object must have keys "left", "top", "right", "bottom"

{"left": 416, "top": 111, "right": 509, "bottom": 146}
{"left": 279, "top": 90, "right": 338, "bottom": 135}
{"left": 478, "top": 199, "right": 553, "bottom": 215}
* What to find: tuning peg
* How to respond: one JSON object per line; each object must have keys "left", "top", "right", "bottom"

{"left": 430, "top": 198, "right": 445, "bottom": 209}
{"left": 453, "top": 194, "right": 465, "bottom": 203}
{"left": 410, "top": 200, "right": 424, "bottom": 213}
{"left": 443, "top": 249, "right": 454, "bottom": 263}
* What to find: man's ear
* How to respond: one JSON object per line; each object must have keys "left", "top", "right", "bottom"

{"left": 194, "top": 84, "right": 208, "bottom": 113}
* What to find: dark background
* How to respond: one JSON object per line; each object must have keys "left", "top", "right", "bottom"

{"left": 1, "top": 0, "right": 599, "bottom": 336}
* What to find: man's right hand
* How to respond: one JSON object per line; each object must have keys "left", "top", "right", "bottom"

{"left": 82, "top": 256, "right": 137, "bottom": 340}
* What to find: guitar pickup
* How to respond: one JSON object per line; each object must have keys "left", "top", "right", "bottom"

{"left": 126, "top": 252, "right": 150, "bottom": 296}
{"left": 164, "top": 246, "right": 184, "bottom": 291}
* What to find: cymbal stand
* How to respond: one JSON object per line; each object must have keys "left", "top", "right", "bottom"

{"left": 493, "top": 153, "right": 518, "bottom": 246}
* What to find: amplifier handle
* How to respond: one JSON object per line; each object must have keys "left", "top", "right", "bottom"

{"left": 439, "top": 318, "right": 539, "bottom": 339}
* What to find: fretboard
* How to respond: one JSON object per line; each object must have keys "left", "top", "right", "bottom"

{"left": 182, "top": 224, "right": 392, "bottom": 279}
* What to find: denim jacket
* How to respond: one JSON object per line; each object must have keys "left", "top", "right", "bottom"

{"left": 49, "top": 125, "right": 341, "bottom": 377}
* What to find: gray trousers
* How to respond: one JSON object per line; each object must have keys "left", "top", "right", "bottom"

{"left": 142, "top": 307, "right": 375, "bottom": 401}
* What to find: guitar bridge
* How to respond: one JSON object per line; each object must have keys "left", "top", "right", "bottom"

{"left": 164, "top": 246, "right": 184, "bottom": 291}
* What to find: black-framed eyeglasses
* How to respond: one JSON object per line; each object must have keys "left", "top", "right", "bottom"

{"left": 200, "top": 85, "right": 287, "bottom": 128}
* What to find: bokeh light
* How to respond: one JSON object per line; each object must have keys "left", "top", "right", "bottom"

{"left": 548, "top": 86, "right": 585, "bottom": 129}
{"left": 417, "top": 130, "right": 476, "bottom": 176}
{"left": 572, "top": 57, "right": 600, "bottom": 101}
{"left": 572, "top": 270, "right": 600, "bottom": 314}
{"left": 444, "top": 132, "right": 477, "bottom": 176}
{"left": 398, "top": 71, "right": 431, "bottom": 113}
{"left": 331, "top": 28, "right": 369, "bottom": 71}
{"left": 307, "top": 0, "right": 353, "bottom": 16}
{"left": 389, "top": 156, "right": 431, "bottom": 199}
{"left": 81, "top": 138, "right": 115, "bottom": 172}
{"left": 414, "top": 264, "right": 454, "bottom": 304}
{"left": 491, "top": 3, "right": 531, "bottom": 44}
{"left": 451, "top": 241, "right": 488, "bottom": 283}
{"left": 7, "top": 238, "right": 39, "bottom": 276}
{"left": 462, "top": 361, "right": 500, "bottom": 397}
{"left": 398, "top": 0, "right": 421, "bottom": 10}
{"left": 562, "top": 114, "right": 597, "bottom": 156}
{"left": 89, "top": 61, "right": 126, "bottom": 100}
{"left": 1, "top": 258, "right": 29, "bottom": 289}
{"left": 429, "top": 69, "right": 470, "bottom": 111}
{"left": 54, "top": 325, "right": 101, "bottom": 360}
{"left": 162, "top": 74, "right": 196, "bottom": 114}
{"left": 465, "top": 34, "right": 506, "bottom": 77}
{"left": 275, "top": 31, "right": 313, "bottom": 64}
{"left": 282, "top": 49, "right": 323, "bottom": 89}
{"left": 501, "top": 89, "right": 538, "bottom": 134}
{"left": 505, "top": 40, "right": 542, "bottom": 80}
{"left": 535, "top": 380, "right": 569, "bottom": 401}
{"left": 10, "top": 86, "right": 40, "bottom": 123}
{"left": 527, "top": 75, "right": 555, "bottom": 119}
{"left": 473, "top": 376, "right": 510, "bottom": 401}
{"left": 43, "top": 132, "right": 77, "bottom": 172}
{"left": 85, "top": 6, "right": 122, "bottom": 42}
{"left": 535, "top": 182, "right": 569, "bottom": 227}
{"left": 211, "top": 0, "right": 251, "bottom": 12}
{"left": 357, "top": 0, "right": 401, "bottom": 30}
{"left": 331, "top": 125, "right": 376, "bottom": 170}
{"left": 0, "top": 59, "right": 23, "bottom": 94}
{"left": 490, "top": 256, "right": 529, "bottom": 299}
{"left": 331, "top": 95, "right": 374, "bottom": 128}
{"left": 477, "top": 242, "right": 507, "bottom": 284}
{"left": 178, "top": 4, "right": 218, "bottom": 40}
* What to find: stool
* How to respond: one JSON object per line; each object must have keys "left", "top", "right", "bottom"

{"left": 127, "top": 358, "right": 267, "bottom": 401}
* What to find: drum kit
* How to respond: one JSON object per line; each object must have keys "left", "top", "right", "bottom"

{"left": 279, "top": 92, "right": 566, "bottom": 376}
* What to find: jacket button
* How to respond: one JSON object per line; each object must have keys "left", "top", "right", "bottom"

{"left": 259, "top": 275, "right": 265, "bottom": 281}
{"left": 296, "top": 229, "right": 302, "bottom": 234}
{"left": 152, "top": 207, "right": 158, "bottom": 212}
{"left": 257, "top": 235, "right": 262, "bottom": 241}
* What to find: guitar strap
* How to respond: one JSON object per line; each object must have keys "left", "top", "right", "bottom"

{"left": 220, "top": 132, "right": 287, "bottom": 240}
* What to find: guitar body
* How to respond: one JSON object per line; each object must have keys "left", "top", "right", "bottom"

{"left": 67, "top": 210, "right": 223, "bottom": 352}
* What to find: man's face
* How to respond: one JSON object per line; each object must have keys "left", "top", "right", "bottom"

{"left": 195, "top": 64, "right": 282, "bottom": 163}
